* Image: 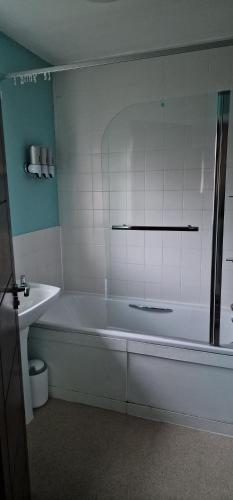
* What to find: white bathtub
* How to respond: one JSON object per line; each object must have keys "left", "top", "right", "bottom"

{"left": 29, "top": 293, "right": 233, "bottom": 435}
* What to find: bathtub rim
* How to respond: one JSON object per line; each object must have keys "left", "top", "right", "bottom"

{"left": 34, "top": 291, "right": 233, "bottom": 355}
{"left": 33, "top": 320, "right": 233, "bottom": 356}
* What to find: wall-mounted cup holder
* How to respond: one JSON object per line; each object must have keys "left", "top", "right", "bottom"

{"left": 24, "top": 145, "right": 55, "bottom": 179}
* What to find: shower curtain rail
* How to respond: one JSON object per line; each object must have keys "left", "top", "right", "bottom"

{"left": 112, "top": 225, "right": 199, "bottom": 231}
{"left": 4, "top": 37, "right": 233, "bottom": 82}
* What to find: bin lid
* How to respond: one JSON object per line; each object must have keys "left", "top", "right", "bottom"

{"left": 29, "top": 359, "right": 46, "bottom": 376}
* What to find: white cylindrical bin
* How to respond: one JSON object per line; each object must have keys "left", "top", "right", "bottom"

{"left": 29, "top": 359, "right": 48, "bottom": 408}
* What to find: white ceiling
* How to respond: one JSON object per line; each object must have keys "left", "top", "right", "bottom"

{"left": 0, "top": 0, "right": 232, "bottom": 64}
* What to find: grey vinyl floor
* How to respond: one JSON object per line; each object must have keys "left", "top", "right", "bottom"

{"left": 27, "top": 398, "right": 233, "bottom": 500}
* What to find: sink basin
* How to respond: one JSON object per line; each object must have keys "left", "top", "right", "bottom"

{"left": 18, "top": 282, "right": 60, "bottom": 424}
{"left": 18, "top": 282, "right": 60, "bottom": 330}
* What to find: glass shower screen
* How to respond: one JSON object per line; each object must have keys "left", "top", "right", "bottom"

{"left": 101, "top": 94, "right": 218, "bottom": 342}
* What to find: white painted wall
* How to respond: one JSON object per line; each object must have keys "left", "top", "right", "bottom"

{"left": 53, "top": 46, "right": 233, "bottom": 307}
{"left": 13, "top": 226, "right": 63, "bottom": 287}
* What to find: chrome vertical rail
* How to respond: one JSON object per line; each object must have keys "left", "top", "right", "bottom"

{"left": 210, "top": 91, "right": 231, "bottom": 346}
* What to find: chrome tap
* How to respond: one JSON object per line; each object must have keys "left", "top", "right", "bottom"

{"left": 20, "top": 274, "right": 30, "bottom": 297}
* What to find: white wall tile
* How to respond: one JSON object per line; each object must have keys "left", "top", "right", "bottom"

{"left": 76, "top": 154, "right": 92, "bottom": 173}
{"left": 126, "top": 231, "right": 144, "bottom": 247}
{"left": 182, "top": 231, "right": 202, "bottom": 250}
{"left": 145, "top": 231, "right": 162, "bottom": 248}
{"left": 110, "top": 173, "right": 127, "bottom": 191}
{"left": 163, "top": 231, "right": 181, "bottom": 249}
{"left": 145, "top": 210, "right": 163, "bottom": 225}
{"left": 163, "top": 149, "right": 184, "bottom": 170}
{"left": 110, "top": 230, "right": 126, "bottom": 247}
{"left": 145, "top": 191, "right": 163, "bottom": 210}
{"left": 64, "top": 210, "right": 93, "bottom": 227}
{"left": 110, "top": 245, "right": 127, "bottom": 264}
{"left": 109, "top": 152, "right": 126, "bottom": 172}
{"left": 163, "top": 210, "right": 182, "bottom": 225}
{"left": 183, "top": 191, "right": 203, "bottom": 210}
{"left": 184, "top": 169, "right": 203, "bottom": 191}
{"left": 145, "top": 246, "right": 163, "bottom": 266}
{"left": 182, "top": 249, "right": 201, "bottom": 269}
{"left": 161, "top": 265, "right": 181, "bottom": 301}
{"left": 203, "top": 190, "right": 214, "bottom": 210}
{"left": 145, "top": 171, "right": 164, "bottom": 191}
{"left": 127, "top": 151, "right": 145, "bottom": 171}
{"left": 145, "top": 126, "right": 164, "bottom": 151}
{"left": 144, "top": 266, "right": 162, "bottom": 283}
{"left": 93, "top": 192, "right": 103, "bottom": 210}
{"left": 127, "top": 281, "right": 145, "bottom": 299}
{"left": 163, "top": 191, "right": 182, "bottom": 210}
{"left": 94, "top": 209, "right": 109, "bottom": 227}
{"left": 110, "top": 262, "right": 127, "bottom": 280}
{"left": 92, "top": 173, "right": 103, "bottom": 191}
{"left": 184, "top": 148, "right": 204, "bottom": 170}
{"left": 92, "top": 153, "right": 102, "bottom": 172}
{"left": 181, "top": 267, "right": 201, "bottom": 303}
{"left": 127, "top": 210, "right": 145, "bottom": 225}
{"left": 164, "top": 170, "right": 183, "bottom": 190}
{"left": 110, "top": 192, "right": 127, "bottom": 210}
{"left": 127, "top": 172, "right": 145, "bottom": 191}
{"left": 145, "top": 150, "right": 164, "bottom": 171}
{"left": 58, "top": 172, "right": 93, "bottom": 192}
{"left": 127, "top": 191, "right": 145, "bottom": 210}
{"left": 163, "top": 247, "right": 181, "bottom": 267}
{"left": 108, "top": 279, "right": 128, "bottom": 297}
{"left": 127, "top": 246, "right": 144, "bottom": 265}
{"left": 202, "top": 210, "right": 213, "bottom": 230}
{"left": 127, "top": 264, "right": 145, "bottom": 282}
{"left": 145, "top": 282, "right": 161, "bottom": 300}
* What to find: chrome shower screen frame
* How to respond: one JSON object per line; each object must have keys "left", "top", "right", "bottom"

{"left": 210, "top": 90, "right": 231, "bottom": 346}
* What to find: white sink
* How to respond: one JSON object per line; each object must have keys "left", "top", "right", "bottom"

{"left": 18, "top": 282, "right": 60, "bottom": 424}
{"left": 18, "top": 282, "right": 60, "bottom": 330}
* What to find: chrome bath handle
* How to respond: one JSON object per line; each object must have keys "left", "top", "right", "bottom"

{"left": 129, "top": 304, "right": 173, "bottom": 313}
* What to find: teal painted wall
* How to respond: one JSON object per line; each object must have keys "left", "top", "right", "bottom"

{"left": 0, "top": 32, "right": 59, "bottom": 236}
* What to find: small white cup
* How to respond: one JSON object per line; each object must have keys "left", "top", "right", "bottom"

{"left": 48, "top": 164, "right": 55, "bottom": 178}
{"left": 27, "top": 163, "right": 42, "bottom": 178}
{"left": 41, "top": 164, "right": 49, "bottom": 178}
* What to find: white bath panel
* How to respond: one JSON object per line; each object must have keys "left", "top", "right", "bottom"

{"left": 126, "top": 403, "right": 233, "bottom": 437}
{"left": 127, "top": 352, "right": 233, "bottom": 424}
{"left": 29, "top": 329, "right": 127, "bottom": 403}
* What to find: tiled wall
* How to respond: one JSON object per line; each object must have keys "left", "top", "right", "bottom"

{"left": 13, "top": 226, "right": 63, "bottom": 287}
{"left": 54, "top": 46, "right": 233, "bottom": 305}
